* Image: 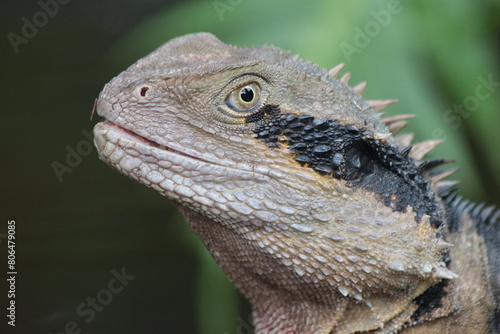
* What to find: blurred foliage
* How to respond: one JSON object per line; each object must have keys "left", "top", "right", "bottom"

{"left": 1, "top": 0, "right": 498, "bottom": 333}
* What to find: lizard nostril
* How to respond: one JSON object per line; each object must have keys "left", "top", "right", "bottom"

{"left": 140, "top": 86, "right": 149, "bottom": 97}
{"left": 134, "top": 84, "right": 155, "bottom": 100}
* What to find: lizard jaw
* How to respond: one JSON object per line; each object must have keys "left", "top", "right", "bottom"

{"left": 93, "top": 96, "right": 211, "bottom": 165}
{"left": 93, "top": 98, "right": 265, "bottom": 175}
{"left": 93, "top": 120, "right": 270, "bottom": 193}
{"left": 95, "top": 120, "right": 210, "bottom": 164}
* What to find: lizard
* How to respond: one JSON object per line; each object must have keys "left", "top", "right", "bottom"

{"left": 93, "top": 33, "right": 500, "bottom": 333}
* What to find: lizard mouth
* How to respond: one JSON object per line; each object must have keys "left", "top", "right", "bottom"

{"left": 91, "top": 98, "right": 208, "bottom": 164}
{"left": 105, "top": 121, "right": 171, "bottom": 150}
{"left": 94, "top": 119, "right": 271, "bottom": 186}
{"left": 96, "top": 120, "right": 210, "bottom": 164}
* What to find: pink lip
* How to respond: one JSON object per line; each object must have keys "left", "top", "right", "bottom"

{"left": 100, "top": 121, "right": 208, "bottom": 163}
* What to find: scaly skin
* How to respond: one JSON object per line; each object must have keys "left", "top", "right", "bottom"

{"left": 93, "top": 33, "right": 499, "bottom": 333}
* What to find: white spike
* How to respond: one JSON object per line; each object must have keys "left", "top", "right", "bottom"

{"left": 395, "top": 133, "right": 414, "bottom": 147}
{"left": 388, "top": 120, "right": 409, "bottom": 135}
{"left": 433, "top": 266, "right": 459, "bottom": 280}
{"left": 329, "top": 63, "right": 345, "bottom": 78}
{"left": 422, "top": 262, "right": 433, "bottom": 274}
{"left": 367, "top": 99, "right": 398, "bottom": 112}
{"left": 410, "top": 139, "right": 443, "bottom": 161}
{"left": 412, "top": 242, "right": 425, "bottom": 252}
{"left": 340, "top": 72, "right": 351, "bottom": 85}
{"left": 437, "top": 240, "right": 454, "bottom": 250}
{"left": 353, "top": 81, "right": 367, "bottom": 95}
{"left": 421, "top": 214, "right": 431, "bottom": 225}
{"left": 388, "top": 260, "right": 406, "bottom": 272}
{"left": 338, "top": 286, "right": 349, "bottom": 297}
{"left": 373, "top": 132, "right": 392, "bottom": 143}
{"left": 365, "top": 299, "right": 374, "bottom": 309}
{"left": 381, "top": 114, "right": 415, "bottom": 124}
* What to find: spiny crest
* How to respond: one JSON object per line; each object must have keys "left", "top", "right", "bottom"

{"left": 367, "top": 99, "right": 399, "bottom": 113}
{"left": 329, "top": 62, "right": 460, "bottom": 196}
{"left": 381, "top": 114, "right": 415, "bottom": 135}
{"left": 394, "top": 133, "right": 414, "bottom": 147}
{"left": 410, "top": 140, "right": 444, "bottom": 161}
{"left": 446, "top": 194, "right": 500, "bottom": 229}
{"left": 353, "top": 81, "right": 367, "bottom": 95}
{"left": 340, "top": 72, "right": 351, "bottom": 85}
{"left": 328, "top": 62, "right": 345, "bottom": 78}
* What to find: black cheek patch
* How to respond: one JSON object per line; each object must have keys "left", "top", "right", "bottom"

{"left": 245, "top": 104, "right": 281, "bottom": 123}
{"left": 252, "top": 105, "right": 443, "bottom": 227}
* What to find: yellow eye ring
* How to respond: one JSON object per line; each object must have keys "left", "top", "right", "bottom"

{"left": 225, "top": 82, "right": 261, "bottom": 112}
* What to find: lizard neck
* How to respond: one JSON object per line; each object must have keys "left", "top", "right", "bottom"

{"left": 176, "top": 204, "right": 346, "bottom": 333}
{"left": 175, "top": 198, "right": 498, "bottom": 333}
{"left": 176, "top": 205, "right": 439, "bottom": 333}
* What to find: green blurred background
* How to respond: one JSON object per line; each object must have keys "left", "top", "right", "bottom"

{"left": 1, "top": 0, "right": 499, "bottom": 333}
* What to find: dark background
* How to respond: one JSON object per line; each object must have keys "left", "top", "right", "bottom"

{"left": 1, "top": 1, "right": 499, "bottom": 333}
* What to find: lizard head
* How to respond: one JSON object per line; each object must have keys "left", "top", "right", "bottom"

{"left": 94, "top": 33, "right": 457, "bottom": 324}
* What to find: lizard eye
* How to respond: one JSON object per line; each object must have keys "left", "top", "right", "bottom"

{"left": 225, "top": 83, "right": 261, "bottom": 112}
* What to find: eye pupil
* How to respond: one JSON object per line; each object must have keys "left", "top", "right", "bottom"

{"left": 225, "top": 82, "right": 261, "bottom": 112}
{"left": 240, "top": 87, "right": 254, "bottom": 102}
